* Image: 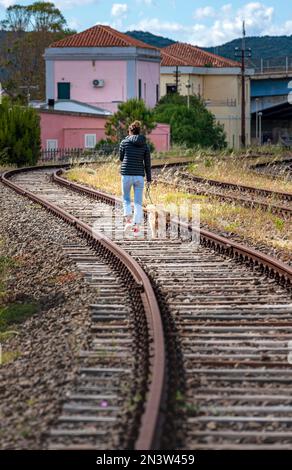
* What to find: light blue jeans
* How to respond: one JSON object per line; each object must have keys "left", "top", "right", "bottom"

{"left": 121, "top": 175, "right": 144, "bottom": 225}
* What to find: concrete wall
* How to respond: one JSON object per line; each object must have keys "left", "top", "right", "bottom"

{"left": 149, "top": 123, "right": 171, "bottom": 151}
{"left": 251, "top": 77, "right": 292, "bottom": 97}
{"left": 40, "top": 112, "right": 108, "bottom": 149}
{"left": 137, "top": 60, "right": 160, "bottom": 108}
{"left": 205, "top": 75, "right": 251, "bottom": 148}
{"left": 54, "top": 60, "right": 127, "bottom": 110}
{"left": 160, "top": 71, "right": 251, "bottom": 148}
{"left": 40, "top": 112, "right": 170, "bottom": 152}
{"left": 47, "top": 50, "right": 161, "bottom": 111}
{"left": 160, "top": 73, "right": 203, "bottom": 96}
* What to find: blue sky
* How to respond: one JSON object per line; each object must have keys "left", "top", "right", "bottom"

{"left": 0, "top": 1, "right": 291, "bottom": 46}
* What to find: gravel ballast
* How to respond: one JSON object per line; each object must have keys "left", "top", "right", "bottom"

{"left": 0, "top": 182, "right": 100, "bottom": 449}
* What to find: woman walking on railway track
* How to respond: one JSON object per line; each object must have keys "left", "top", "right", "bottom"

{"left": 119, "top": 120, "right": 152, "bottom": 237}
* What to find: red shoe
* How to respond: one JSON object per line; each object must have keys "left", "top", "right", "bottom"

{"left": 133, "top": 226, "right": 143, "bottom": 238}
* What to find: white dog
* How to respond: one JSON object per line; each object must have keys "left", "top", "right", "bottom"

{"left": 146, "top": 204, "right": 170, "bottom": 239}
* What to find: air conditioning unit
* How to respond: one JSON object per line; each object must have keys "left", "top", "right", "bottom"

{"left": 93, "top": 79, "right": 104, "bottom": 88}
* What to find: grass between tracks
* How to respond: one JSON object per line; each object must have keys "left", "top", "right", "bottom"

{"left": 153, "top": 143, "right": 291, "bottom": 161}
{"left": 187, "top": 154, "right": 292, "bottom": 193}
{"left": 0, "top": 240, "right": 37, "bottom": 365}
{"left": 66, "top": 162, "right": 292, "bottom": 259}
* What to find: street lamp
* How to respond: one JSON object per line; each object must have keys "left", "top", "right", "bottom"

{"left": 19, "top": 85, "right": 39, "bottom": 105}
{"left": 186, "top": 78, "right": 191, "bottom": 109}
{"left": 255, "top": 97, "right": 259, "bottom": 144}
{"left": 258, "top": 111, "right": 263, "bottom": 145}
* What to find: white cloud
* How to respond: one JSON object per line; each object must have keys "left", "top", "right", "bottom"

{"left": 137, "top": 0, "right": 153, "bottom": 5}
{"left": 111, "top": 3, "right": 128, "bottom": 17}
{"left": 263, "top": 19, "right": 292, "bottom": 36}
{"left": 0, "top": 0, "right": 14, "bottom": 7}
{"left": 127, "top": 17, "right": 188, "bottom": 34}
{"left": 67, "top": 17, "right": 82, "bottom": 30}
{"left": 54, "top": 0, "right": 97, "bottom": 9}
{"left": 197, "top": 2, "right": 274, "bottom": 45}
{"left": 193, "top": 6, "right": 215, "bottom": 20}
{"left": 221, "top": 3, "right": 232, "bottom": 14}
{"left": 110, "top": 3, "right": 128, "bottom": 30}
{"left": 128, "top": 2, "right": 282, "bottom": 47}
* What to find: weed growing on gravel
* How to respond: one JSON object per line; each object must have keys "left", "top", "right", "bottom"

{"left": 0, "top": 242, "right": 39, "bottom": 350}
{"left": 0, "top": 254, "right": 16, "bottom": 299}
{"left": 274, "top": 218, "right": 285, "bottom": 231}
{"left": 0, "top": 303, "right": 38, "bottom": 332}
{"left": 66, "top": 165, "right": 292, "bottom": 257}
{"left": 0, "top": 350, "right": 20, "bottom": 365}
{"left": 188, "top": 157, "right": 292, "bottom": 193}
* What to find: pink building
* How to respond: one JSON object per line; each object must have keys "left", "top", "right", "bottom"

{"left": 40, "top": 104, "right": 170, "bottom": 151}
{"left": 40, "top": 24, "right": 169, "bottom": 152}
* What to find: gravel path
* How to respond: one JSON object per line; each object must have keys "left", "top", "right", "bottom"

{"left": 0, "top": 182, "right": 99, "bottom": 449}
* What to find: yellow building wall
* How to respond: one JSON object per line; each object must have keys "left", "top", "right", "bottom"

{"left": 160, "top": 72, "right": 251, "bottom": 149}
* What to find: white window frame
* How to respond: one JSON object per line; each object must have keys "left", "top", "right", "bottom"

{"left": 46, "top": 139, "right": 58, "bottom": 150}
{"left": 84, "top": 134, "right": 96, "bottom": 149}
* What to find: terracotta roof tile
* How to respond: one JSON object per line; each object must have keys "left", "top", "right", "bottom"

{"left": 50, "top": 24, "right": 158, "bottom": 50}
{"left": 161, "top": 42, "right": 240, "bottom": 68}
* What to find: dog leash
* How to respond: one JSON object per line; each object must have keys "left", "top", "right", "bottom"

{"left": 145, "top": 184, "right": 154, "bottom": 205}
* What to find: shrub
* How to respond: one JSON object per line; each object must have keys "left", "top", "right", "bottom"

{"left": 95, "top": 138, "right": 119, "bottom": 155}
{"left": 154, "top": 93, "right": 227, "bottom": 150}
{"left": 105, "top": 98, "right": 156, "bottom": 142}
{"left": 0, "top": 99, "right": 40, "bottom": 166}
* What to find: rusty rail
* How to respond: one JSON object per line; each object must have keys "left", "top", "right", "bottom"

{"left": 1, "top": 166, "right": 166, "bottom": 450}
{"left": 156, "top": 175, "right": 292, "bottom": 218}
{"left": 179, "top": 171, "right": 292, "bottom": 202}
{"left": 53, "top": 169, "right": 292, "bottom": 287}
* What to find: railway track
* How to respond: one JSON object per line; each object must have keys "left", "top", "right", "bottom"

{"left": 1, "top": 167, "right": 165, "bottom": 451}
{"left": 2, "top": 165, "right": 292, "bottom": 450}
{"left": 152, "top": 165, "right": 292, "bottom": 218}
{"left": 251, "top": 158, "right": 292, "bottom": 181}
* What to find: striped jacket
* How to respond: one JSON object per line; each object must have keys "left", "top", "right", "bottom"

{"left": 119, "top": 135, "right": 151, "bottom": 182}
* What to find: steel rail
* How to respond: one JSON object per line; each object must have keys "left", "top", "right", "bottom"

{"left": 156, "top": 176, "right": 292, "bottom": 217}
{"left": 178, "top": 171, "right": 292, "bottom": 202}
{"left": 53, "top": 169, "right": 292, "bottom": 287}
{"left": 1, "top": 165, "right": 166, "bottom": 451}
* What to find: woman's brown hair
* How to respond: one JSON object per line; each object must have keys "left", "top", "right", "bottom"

{"left": 128, "top": 120, "right": 141, "bottom": 135}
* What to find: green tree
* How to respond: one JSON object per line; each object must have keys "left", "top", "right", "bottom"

{"left": 154, "top": 93, "right": 227, "bottom": 149}
{"left": 0, "top": 98, "right": 41, "bottom": 166}
{"left": 27, "top": 2, "right": 67, "bottom": 33}
{"left": 105, "top": 99, "right": 156, "bottom": 142}
{"left": 0, "top": 5, "right": 31, "bottom": 32}
{"left": 0, "top": 2, "right": 74, "bottom": 101}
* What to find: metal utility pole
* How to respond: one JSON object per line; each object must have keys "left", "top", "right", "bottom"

{"left": 173, "top": 66, "right": 181, "bottom": 93}
{"left": 175, "top": 66, "right": 179, "bottom": 91}
{"left": 235, "top": 21, "right": 251, "bottom": 148}
{"left": 186, "top": 77, "right": 191, "bottom": 108}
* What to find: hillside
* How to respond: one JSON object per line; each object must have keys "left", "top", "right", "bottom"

{"left": 126, "top": 30, "right": 292, "bottom": 63}
{"left": 125, "top": 30, "right": 175, "bottom": 48}
{"left": 205, "top": 35, "right": 292, "bottom": 61}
